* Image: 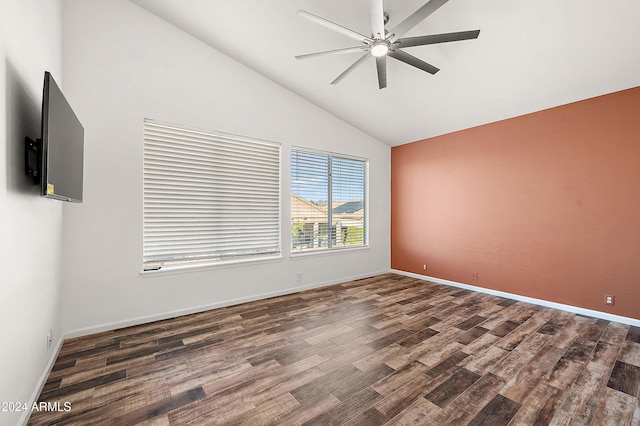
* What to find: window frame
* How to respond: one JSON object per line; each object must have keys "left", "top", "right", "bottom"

{"left": 290, "top": 146, "right": 369, "bottom": 256}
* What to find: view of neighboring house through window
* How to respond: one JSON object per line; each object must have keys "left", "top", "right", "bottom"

{"left": 143, "top": 120, "right": 281, "bottom": 271}
{"left": 291, "top": 148, "right": 367, "bottom": 253}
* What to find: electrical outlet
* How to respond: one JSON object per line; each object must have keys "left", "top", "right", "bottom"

{"left": 47, "top": 329, "right": 53, "bottom": 350}
{"left": 296, "top": 272, "right": 302, "bottom": 283}
{"left": 423, "top": 264, "right": 427, "bottom": 270}
{"left": 472, "top": 272, "right": 478, "bottom": 280}
{"left": 604, "top": 294, "right": 615, "bottom": 306}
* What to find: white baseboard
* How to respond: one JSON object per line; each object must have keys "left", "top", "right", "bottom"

{"left": 19, "top": 335, "right": 65, "bottom": 426}
{"left": 392, "top": 269, "right": 640, "bottom": 327}
{"left": 65, "top": 270, "right": 390, "bottom": 339}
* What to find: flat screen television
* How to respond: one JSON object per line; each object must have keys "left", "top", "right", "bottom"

{"left": 25, "top": 71, "right": 84, "bottom": 202}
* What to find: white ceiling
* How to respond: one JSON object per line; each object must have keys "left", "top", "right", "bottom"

{"left": 131, "top": 0, "right": 640, "bottom": 146}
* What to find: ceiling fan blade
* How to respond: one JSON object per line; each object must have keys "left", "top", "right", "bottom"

{"left": 389, "top": 49, "right": 439, "bottom": 74}
{"left": 387, "top": 0, "right": 449, "bottom": 41}
{"left": 397, "top": 29, "right": 480, "bottom": 48}
{"left": 298, "top": 10, "right": 372, "bottom": 44}
{"left": 295, "top": 46, "right": 368, "bottom": 60}
{"left": 375, "top": 56, "right": 387, "bottom": 89}
{"left": 331, "top": 52, "right": 370, "bottom": 85}
{"left": 369, "top": 0, "right": 386, "bottom": 40}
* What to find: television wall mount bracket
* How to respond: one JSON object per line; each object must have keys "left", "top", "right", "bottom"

{"left": 24, "top": 136, "right": 42, "bottom": 185}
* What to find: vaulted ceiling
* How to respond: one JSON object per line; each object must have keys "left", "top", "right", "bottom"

{"left": 131, "top": 0, "right": 640, "bottom": 146}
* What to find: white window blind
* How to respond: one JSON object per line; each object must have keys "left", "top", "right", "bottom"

{"left": 291, "top": 148, "right": 367, "bottom": 253}
{"left": 143, "top": 120, "right": 281, "bottom": 270}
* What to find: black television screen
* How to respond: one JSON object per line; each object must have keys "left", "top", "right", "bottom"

{"left": 40, "top": 71, "right": 84, "bottom": 202}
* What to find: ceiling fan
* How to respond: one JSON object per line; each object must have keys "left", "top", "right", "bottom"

{"left": 295, "top": 0, "right": 480, "bottom": 89}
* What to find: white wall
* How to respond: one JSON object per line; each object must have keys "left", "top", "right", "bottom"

{"left": 61, "top": 0, "right": 390, "bottom": 336}
{"left": 0, "top": 1, "right": 64, "bottom": 424}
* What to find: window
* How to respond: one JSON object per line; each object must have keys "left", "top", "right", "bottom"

{"left": 291, "top": 148, "right": 367, "bottom": 253}
{"left": 143, "top": 120, "right": 280, "bottom": 271}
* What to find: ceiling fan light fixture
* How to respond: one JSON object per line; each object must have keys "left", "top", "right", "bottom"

{"left": 370, "top": 41, "right": 389, "bottom": 57}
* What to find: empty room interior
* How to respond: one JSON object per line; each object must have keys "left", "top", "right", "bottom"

{"left": 2, "top": 0, "right": 640, "bottom": 425}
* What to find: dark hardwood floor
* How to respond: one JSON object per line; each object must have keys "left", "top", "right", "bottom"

{"left": 29, "top": 273, "right": 640, "bottom": 425}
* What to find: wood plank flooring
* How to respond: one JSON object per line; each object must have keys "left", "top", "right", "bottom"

{"left": 28, "top": 273, "right": 640, "bottom": 425}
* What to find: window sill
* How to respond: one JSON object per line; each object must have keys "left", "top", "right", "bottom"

{"left": 140, "top": 254, "right": 283, "bottom": 277}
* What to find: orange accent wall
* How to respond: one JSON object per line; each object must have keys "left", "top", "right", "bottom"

{"left": 391, "top": 86, "right": 640, "bottom": 320}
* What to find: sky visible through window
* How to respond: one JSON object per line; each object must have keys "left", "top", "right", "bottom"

{"left": 291, "top": 151, "right": 364, "bottom": 204}
{"left": 291, "top": 150, "right": 328, "bottom": 204}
